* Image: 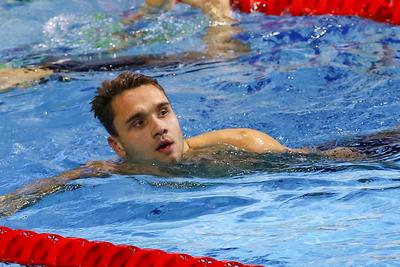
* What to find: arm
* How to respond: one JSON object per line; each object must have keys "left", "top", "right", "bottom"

{"left": 138, "top": 0, "right": 233, "bottom": 22}
{"left": 180, "top": 0, "right": 249, "bottom": 58}
{"left": 0, "top": 160, "right": 116, "bottom": 217}
{"left": 186, "top": 128, "right": 363, "bottom": 159}
{"left": 122, "top": 0, "right": 176, "bottom": 24}
{"left": 0, "top": 67, "right": 53, "bottom": 92}
{"left": 123, "top": 0, "right": 234, "bottom": 25}
{"left": 317, "top": 147, "right": 362, "bottom": 159}
{"left": 181, "top": 0, "right": 234, "bottom": 22}
{"left": 187, "top": 128, "right": 289, "bottom": 153}
{"left": 145, "top": 0, "right": 176, "bottom": 9}
{"left": 0, "top": 159, "right": 184, "bottom": 217}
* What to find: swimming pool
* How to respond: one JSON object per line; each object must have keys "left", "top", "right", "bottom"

{"left": 1, "top": 0, "right": 400, "bottom": 266}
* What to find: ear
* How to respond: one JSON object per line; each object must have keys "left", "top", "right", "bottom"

{"left": 107, "top": 136, "right": 127, "bottom": 158}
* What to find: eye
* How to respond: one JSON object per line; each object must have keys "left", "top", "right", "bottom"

{"left": 131, "top": 119, "right": 144, "bottom": 128}
{"left": 159, "top": 108, "right": 169, "bottom": 117}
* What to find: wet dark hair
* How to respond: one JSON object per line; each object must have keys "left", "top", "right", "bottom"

{"left": 91, "top": 71, "right": 166, "bottom": 136}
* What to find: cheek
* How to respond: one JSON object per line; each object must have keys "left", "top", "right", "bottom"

{"left": 170, "top": 119, "right": 182, "bottom": 136}
{"left": 125, "top": 139, "right": 153, "bottom": 157}
{"left": 122, "top": 131, "right": 150, "bottom": 149}
{"left": 170, "top": 115, "right": 178, "bottom": 125}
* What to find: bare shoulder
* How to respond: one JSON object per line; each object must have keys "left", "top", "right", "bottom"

{"left": 187, "top": 128, "right": 288, "bottom": 153}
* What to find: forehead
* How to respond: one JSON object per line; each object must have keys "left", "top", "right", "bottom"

{"left": 111, "top": 84, "right": 169, "bottom": 116}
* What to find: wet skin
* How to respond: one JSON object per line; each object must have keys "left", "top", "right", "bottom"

{"left": 107, "top": 84, "right": 296, "bottom": 165}
{"left": 0, "top": 87, "right": 395, "bottom": 217}
{"left": 1, "top": 83, "right": 393, "bottom": 216}
{"left": 108, "top": 84, "right": 189, "bottom": 164}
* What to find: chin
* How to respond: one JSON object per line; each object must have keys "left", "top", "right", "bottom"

{"left": 164, "top": 153, "right": 182, "bottom": 164}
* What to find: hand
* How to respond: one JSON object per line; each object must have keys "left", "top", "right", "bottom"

{"left": 0, "top": 193, "right": 28, "bottom": 217}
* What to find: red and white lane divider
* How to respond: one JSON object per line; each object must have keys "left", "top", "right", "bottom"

{"left": 0, "top": 226, "right": 263, "bottom": 267}
{"left": 232, "top": 0, "right": 400, "bottom": 25}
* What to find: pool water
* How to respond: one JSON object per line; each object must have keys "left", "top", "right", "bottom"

{"left": 1, "top": 0, "right": 400, "bottom": 266}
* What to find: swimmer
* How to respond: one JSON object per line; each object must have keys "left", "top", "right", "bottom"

{"left": 0, "top": 67, "right": 53, "bottom": 91}
{"left": 0, "top": 0, "right": 246, "bottom": 92}
{"left": 2, "top": 71, "right": 398, "bottom": 216}
{"left": 124, "top": 0, "right": 234, "bottom": 24}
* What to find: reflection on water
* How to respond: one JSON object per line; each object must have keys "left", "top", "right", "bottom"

{"left": 41, "top": 8, "right": 209, "bottom": 54}
{"left": 0, "top": 1, "right": 400, "bottom": 266}
{"left": 42, "top": 13, "right": 125, "bottom": 52}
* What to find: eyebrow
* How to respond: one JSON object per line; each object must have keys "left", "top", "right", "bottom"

{"left": 125, "top": 101, "right": 171, "bottom": 125}
{"left": 157, "top": 101, "right": 170, "bottom": 110}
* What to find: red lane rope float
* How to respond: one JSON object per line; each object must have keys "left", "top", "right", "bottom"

{"left": 0, "top": 226, "right": 263, "bottom": 267}
{"left": 3, "top": 2, "right": 397, "bottom": 266}
{"left": 231, "top": 0, "right": 400, "bottom": 24}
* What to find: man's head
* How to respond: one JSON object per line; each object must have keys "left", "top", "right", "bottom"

{"left": 91, "top": 71, "right": 188, "bottom": 164}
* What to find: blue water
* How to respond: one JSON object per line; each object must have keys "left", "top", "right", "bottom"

{"left": 1, "top": 0, "right": 400, "bottom": 266}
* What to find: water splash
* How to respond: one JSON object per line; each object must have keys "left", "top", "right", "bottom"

{"left": 41, "top": 13, "right": 125, "bottom": 54}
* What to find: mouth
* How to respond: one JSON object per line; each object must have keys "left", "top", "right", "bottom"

{"left": 156, "top": 140, "right": 174, "bottom": 154}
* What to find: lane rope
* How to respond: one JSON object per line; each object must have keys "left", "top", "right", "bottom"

{"left": 0, "top": 226, "right": 263, "bottom": 267}
{"left": 232, "top": 0, "right": 400, "bottom": 24}
{"left": 2, "top": 1, "right": 399, "bottom": 267}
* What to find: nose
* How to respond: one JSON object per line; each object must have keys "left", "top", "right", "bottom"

{"left": 151, "top": 116, "right": 168, "bottom": 138}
